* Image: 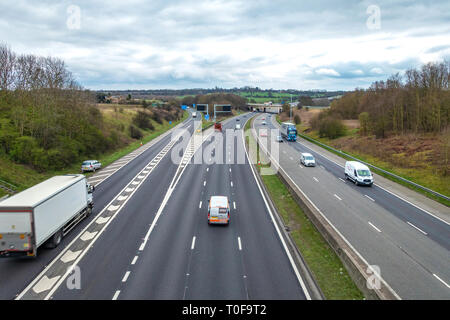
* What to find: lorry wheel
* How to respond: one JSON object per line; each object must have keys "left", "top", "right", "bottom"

{"left": 48, "top": 229, "right": 63, "bottom": 249}
{"left": 86, "top": 207, "right": 92, "bottom": 218}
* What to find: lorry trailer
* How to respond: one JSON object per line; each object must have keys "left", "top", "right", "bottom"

{"left": 0, "top": 174, "right": 94, "bottom": 258}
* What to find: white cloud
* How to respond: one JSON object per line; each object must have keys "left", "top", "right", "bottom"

{"left": 0, "top": 0, "right": 449, "bottom": 90}
{"left": 315, "top": 68, "right": 341, "bottom": 77}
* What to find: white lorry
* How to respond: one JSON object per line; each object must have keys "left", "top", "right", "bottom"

{"left": 192, "top": 112, "right": 197, "bottom": 118}
{"left": 0, "top": 174, "right": 94, "bottom": 258}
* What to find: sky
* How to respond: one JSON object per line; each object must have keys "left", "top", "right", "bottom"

{"left": 0, "top": 0, "right": 449, "bottom": 91}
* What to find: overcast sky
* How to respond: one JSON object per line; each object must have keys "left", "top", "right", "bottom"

{"left": 1, "top": 0, "right": 449, "bottom": 90}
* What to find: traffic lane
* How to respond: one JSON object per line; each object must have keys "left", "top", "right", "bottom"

{"left": 285, "top": 136, "right": 450, "bottom": 250}
{"left": 190, "top": 121, "right": 306, "bottom": 299}
{"left": 118, "top": 140, "right": 218, "bottom": 299}
{"left": 185, "top": 161, "right": 247, "bottom": 299}
{"left": 0, "top": 118, "right": 194, "bottom": 300}
{"left": 232, "top": 135, "right": 307, "bottom": 299}
{"left": 258, "top": 123, "right": 449, "bottom": 298}
{"left": 264, "top": 117, "right": 450, "bottom": 250}
{"left": 50, "top": 128, "right": 194, "bottom": 299}
{"left": 231, "top": 121, "right": 306, "bottom": 299}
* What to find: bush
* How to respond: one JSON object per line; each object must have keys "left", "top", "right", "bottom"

{"left": 10, "top": 136, "right": 38, "bottom": 165}
{"left": 294, "top": 114, "right": 301, "bottom": 125}
{"left": 133, "top": 111, "right": 154, "bottom": 131}
{"left": 318, "top": 118, "right": 346, "bottom": 139}
{"left": 129, "top": 125, "right": 143, "bottom": 139}
{"left": 151, "top": 111, "right": 163, "bottom": 124}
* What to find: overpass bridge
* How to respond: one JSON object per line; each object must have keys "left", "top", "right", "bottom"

{"left": 247, "top": 103, "right": 284, "bottom": 113}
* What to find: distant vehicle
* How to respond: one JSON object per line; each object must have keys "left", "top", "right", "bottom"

{"left": 236, "top": 118, "right": 240, "bottom": 122}
{"left": 214, "top": 122, "right": 222, "bottom": 132}
{"left": 235, "top": 123, "right": 241, "bottom": 130}
{"left": 300, "top": 153, "right": 316, "bottom": 167}
{"left": 280, "top": 122, "right": 297, "bottom": 141}
{"left": 81, "top": 160, "right": 101, "bottom": 173}
{"left": 0, "top": 174, "right": 95, "bottom": 257}
{"left": 262, "top": 121, "right": 267, "bottom": 125}
{"left": 276, "top": 135, "right": 283, "bottom": 142}
{"left": 260, "top": 130, "right": 268, "bottom": 137}
{"left": 192, "top": 112, "right": 197, "bottom": 118}
{"left": 208, "top": 196, "right": 230, "bottom": 225}
{"left": 345, "top": 161, "right": 373, "bottom": 186}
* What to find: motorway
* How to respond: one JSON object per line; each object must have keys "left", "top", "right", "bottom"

{"left": 2, "top": 111, "right": 310, "bottom": 300}
{"left": 253, "top": 113, "right": 450, "bottom": 299}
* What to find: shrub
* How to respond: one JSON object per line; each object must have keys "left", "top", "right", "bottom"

{"left": 129, "top": 125, "right": 143, "bottom": 139}
{"left": 10, "top": 136, "right": 38, "bottom": 165}
{"left": 294, "top": 114, "right": 301, "bottom": 125}
{"left": 133, "top": 111, "right": 154, "bottom": 131}
{"left": 318, "top": 118, "right": 346, "bottom": 139}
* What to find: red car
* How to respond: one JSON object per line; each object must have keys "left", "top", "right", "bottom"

{"left": 214, "top": 123, "right": 222, "bottom": 132}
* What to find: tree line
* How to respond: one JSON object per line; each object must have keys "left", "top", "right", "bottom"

{"left": 0, "top": 44, "right": 182, "bottom": 172}
{"left": 325, "top": 61, "right": 450, "bottom": 138}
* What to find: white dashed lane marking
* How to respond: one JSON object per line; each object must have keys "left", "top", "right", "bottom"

{"left": 407, "top": 221, "right": 427, "bottom": 235}
{"left": 122, "top": 271, "right": 131, "bottom": 282}
{"left": 334, "top": 194, "right": 342, "bottom": 201}
{"left": 368, "top": 221, "right": 382, "bottom": 233}
{"left": 112, "top": 290, "right": 120, "bottom": 300}
{"left": 191, "top": 236, "right": 196, "bottom": 250}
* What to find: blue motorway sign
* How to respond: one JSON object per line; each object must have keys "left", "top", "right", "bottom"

{"left": 205, "top": 114, "right": 209, "bottom": 121}
{"left": 181, "top": 105, "right": 187, "bottom": 110}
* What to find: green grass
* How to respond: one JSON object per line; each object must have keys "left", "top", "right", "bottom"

{"left": 246, "top": 116, "right": 363, "bottom": 299}
{"left": 97, "top": 111, "right": 189, "bottom": 172}
{"left": 261, "top": 173, "right": 364, "bottom": 300}
{"left": 0, "top": 111, "right": 188, "bottom": 193}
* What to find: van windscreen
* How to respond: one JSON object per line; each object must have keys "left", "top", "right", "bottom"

{"left": 357, "top": 170, "right": 371, "bottom": 176}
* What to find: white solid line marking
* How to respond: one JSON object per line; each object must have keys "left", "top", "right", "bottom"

{"left": 203, "top": 181, "right": 206, "bottom": 186}
{"left": 112, "top": 290, "right": 121, "bottom": 300}
{"left": 407, "top": 221, "right": 428, "bottom": 235}
{"left": 191, "top": 236, "right": 196, "bottom": 250}
{"left": 238, "top": 237, "right": 242, "bottom": 251}
{"left": 368, "top": 222, "right": 382, "bottom": 233}
{"left": 338, "top": 177, "right": 346, "bottom": 182}
{"left": 199, "top": 201, "right": 202, "bottom": 209}
{"left": 313, "top": 177, "right": 319, "bottom": 182}
{"left": 231, "top": 181, "right": 234, "bottom": 187}
{"left": 365, "top": 195, "right": 375, "bottom": 202}
{"left": 122, "top": 271, "right": 131, "bottom": 282}
{"left": 433, "top": 274, "right": 450, "bottom": 289}
{"left": 131, "top": 256, "right": 138, "bottom": 265}
{"left": 334, "top": 194, "right": 342, "bottom": 201}
{"left": 233, "top": 201, "right": 236, "bottom": 210}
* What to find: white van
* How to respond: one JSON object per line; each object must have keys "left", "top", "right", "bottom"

{"left": 300, "top": 153, "right": 316, "bottom": 167}
{"left": 208, "top": 196, "right": 230, "bottom": 225}
{"left": 345, "top": 161, "right": 373, "bottom": 186}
